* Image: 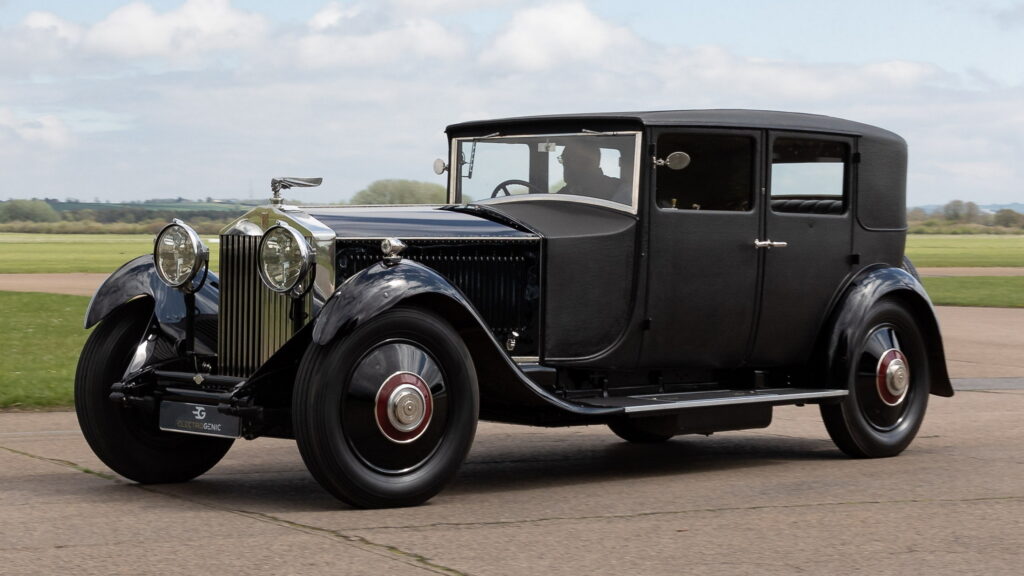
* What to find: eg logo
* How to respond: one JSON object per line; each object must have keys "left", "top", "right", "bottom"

{"left": 192, "top": 406, "right": 207, "bottom": 420}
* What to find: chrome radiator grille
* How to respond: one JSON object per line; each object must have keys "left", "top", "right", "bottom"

{"left": 218, "top": 235, "right": 311, "bottom": 377}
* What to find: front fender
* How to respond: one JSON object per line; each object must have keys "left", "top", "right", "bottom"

{"left": 825, "top": 265, "right": 953, "bottom": 397}
{"left": 312, "top": 259, "right": 619, "bottom": 423}
{"left": 85, "top": 255, "right": 220, "bottom": 355}
{"left": 312, "top": 259, "right": 468, "bottom": 346}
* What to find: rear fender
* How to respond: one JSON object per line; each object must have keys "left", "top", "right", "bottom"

{"left": 311, "top": 260, "right": 618, "bottom": 423}
{"left": 85, "top": 255, "right": 220, "bottom": 355}
{"left": 824, "top": 265, "right": 953, "bottom": 397}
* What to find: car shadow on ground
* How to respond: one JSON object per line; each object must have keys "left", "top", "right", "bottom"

{"left": 450, "top": 431, "right": 843, "bottom": 496}
{"left": 104, "top": 431, "right": 845, "bottom": 511}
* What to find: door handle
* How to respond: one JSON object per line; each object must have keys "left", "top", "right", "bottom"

{"left": 754, "top": 239, "right": 788, "bottom": 249}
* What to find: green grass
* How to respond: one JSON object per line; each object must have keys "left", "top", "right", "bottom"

{"left": 0, "top": 233, "right": 221, "bottom": 273}
{"left": 921, "top": 276, "right": 1024, "bottom": 308}
{"left": 905, "top": 235, "right": 1024, "bottom": 267}
{"left": 0, "top": 292, "right": 91, "bottom": 408}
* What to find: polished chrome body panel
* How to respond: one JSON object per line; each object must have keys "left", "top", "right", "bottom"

{"left": 218, "top": 206, "right": 335, "bottom": 377}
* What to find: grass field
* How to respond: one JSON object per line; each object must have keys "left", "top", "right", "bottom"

{"left": 0, "top": 233, "right": 221, "bottom": 273}
{"left": 905, "top": 234, "right": 1024, "bottom": 267}
{"left": 0, "top": 292, "right": 90, "bottom": 408}
{"left": 921, "top": 277, "right": 1024, "bottom": 308}
{"left": 0, "top": 232, "right": 1020, "bottom": 410}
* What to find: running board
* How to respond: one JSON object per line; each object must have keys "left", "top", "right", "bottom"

{"left": 574, "top": 388, "right": 847, "bottom": 414}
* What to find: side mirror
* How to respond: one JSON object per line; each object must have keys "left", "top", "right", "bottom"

{"left": 433, "top": 158, "right": 448, "bottom": 175}
{"left": 653, "top": 151, "right": 691, "bottom": 170}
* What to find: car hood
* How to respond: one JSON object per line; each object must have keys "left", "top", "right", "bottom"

{"left": 301, "top": 205, "right": 536, "bottom": 239}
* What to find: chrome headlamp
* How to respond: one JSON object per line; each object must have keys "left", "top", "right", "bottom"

{"left": 153, "top": 219, "right": 208, "bottom": 291}
{"left": 258, "top": 222, "right": 314, "bottom": 296}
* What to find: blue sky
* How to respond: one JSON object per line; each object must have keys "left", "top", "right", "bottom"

{"left": 1, "top": 0, "right": 1022, "bottom": 206}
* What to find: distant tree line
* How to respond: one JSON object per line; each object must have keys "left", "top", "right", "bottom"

{"left": 0, "top": 199, "right": 244, "bottom": 234}
{"left": 348, "top": 180, "right": 447, "bottom": 205}
{"left": 908, "top": 200, "right": 1024, "bottom": 234}
{"left": 4, "top": 191, "right": 1020, "bottom": 235}
{"left": 0, "top": 180, "right": 448, "bottom": 233}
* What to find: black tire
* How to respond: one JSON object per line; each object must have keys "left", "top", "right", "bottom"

{"left": 820, "top": 299, "right": 929, "bottom": 458}
{"left": 293, "top": 307, "right": 478, "bottom": 508}
{"left": 607, "top": 418, "right": 673, "bottom": 443}
{"left": 75, "top": 299, "right": 233, "bottom": 483}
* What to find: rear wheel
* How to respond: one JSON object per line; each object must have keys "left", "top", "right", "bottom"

{"left": 820, "top": 299, "right": 929, "bottom": 458}
{"left": 294, "top": 308, "right": 478, "bottom": 508}
{"left": 75, "top": 299, "right": 233, "bottom": 483}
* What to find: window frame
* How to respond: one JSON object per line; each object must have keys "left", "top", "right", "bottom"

{"left": 767, "top": 132, "right": 854, "bottom": 217}
{"left": 448, "top": 131, "right": 643, "bottom": 215}
{"left": 652, "top": 129, "right": 760, "bottom": 214}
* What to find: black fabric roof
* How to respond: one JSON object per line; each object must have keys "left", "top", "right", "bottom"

{"left": 446, "top": 109, "right": 902, "bottom": 143}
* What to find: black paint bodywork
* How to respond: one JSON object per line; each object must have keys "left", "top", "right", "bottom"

{"left": 86, "top": 255, "right": 219, "bottom": 356}
{"left": 89, "top": 109, "right": 952, "bottom": 439}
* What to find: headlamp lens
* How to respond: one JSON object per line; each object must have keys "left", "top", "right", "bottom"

{"left": 154, "top": 221, "right": 205, "bottom": 288}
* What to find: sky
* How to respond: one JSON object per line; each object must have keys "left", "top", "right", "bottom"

{"left": 1, "top": 0, "right": 1022, "bottom": 207}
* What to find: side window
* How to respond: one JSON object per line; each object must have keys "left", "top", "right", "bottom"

{"left": 770, "top": 138, "right": 848, "bottom": 215}
{"left": 655, "top": 133, "right": 754, "bottom": 211}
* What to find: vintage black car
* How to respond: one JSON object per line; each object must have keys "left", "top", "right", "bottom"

{"left": 76, "top": 110, "right": 953, "bottom": 508}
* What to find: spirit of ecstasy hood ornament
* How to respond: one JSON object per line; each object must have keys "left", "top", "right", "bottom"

{"left": 270, "top": 177, "right": 322, "bottom": 205}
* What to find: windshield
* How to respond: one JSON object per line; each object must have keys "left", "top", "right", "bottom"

{"left": 451, "top": 132, "right": 640, "bottom": 211}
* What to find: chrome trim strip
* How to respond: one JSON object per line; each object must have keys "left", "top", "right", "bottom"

{"left": 479, "top": 193, "right": 637, "bottom": 214}
{"left": 623, "top": 389, "right": 848, "bottom": 414}
{"left": 513, "top": 356, "right": 541, "bottom": 363}
{"left": 334, "top": 236, "right": 538, "bottom": 241}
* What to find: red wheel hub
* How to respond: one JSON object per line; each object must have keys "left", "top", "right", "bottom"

{"left": 374, "top": 372, "right": 433, "bottom": 443}
{"left": 876, "top": 348, "right": 910, "bottom": 406}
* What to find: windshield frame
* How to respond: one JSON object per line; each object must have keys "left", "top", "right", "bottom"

{"left": 448, "top": 131, "right": 643, "bottom": 215}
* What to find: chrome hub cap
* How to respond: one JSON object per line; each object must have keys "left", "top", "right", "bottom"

{"left": 374, "top": 372, "right": 433, "bottom": 444}
{"left": 876, "top": 348, "right": 910, "bottom": 406}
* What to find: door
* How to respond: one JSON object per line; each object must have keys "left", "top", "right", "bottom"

{"left": 749, "top": 133, "right": 855, "bottom": 365}
{"left": 642, "top": 129, "right": 762, "bottom": 368}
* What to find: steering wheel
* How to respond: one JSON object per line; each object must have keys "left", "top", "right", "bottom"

{"left": 490, "top": 179, "right": 546, "bottom": 198}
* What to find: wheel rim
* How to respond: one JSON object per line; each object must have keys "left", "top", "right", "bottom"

{"left": 855, "top": 324, "right": 913, "bottom": 431}
{"left": 342, "top": 341, "right": 448, "bottom": 474}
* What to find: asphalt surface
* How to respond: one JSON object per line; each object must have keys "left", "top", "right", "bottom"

{"left": 2, "top": 386, "right": 1022, "bottom": 576}
{"left": 1, "top": 276, "right": 1023, "bottom": 575}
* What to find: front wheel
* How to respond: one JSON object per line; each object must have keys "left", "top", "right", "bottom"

{"left": 293, "top": 308, "right": 478, "bottom": 508}
{"left": 820, "top": 299, "right": 930, "bottom": 458}
{"left": 75, "top": 299, "right": 233, "bottom": 483}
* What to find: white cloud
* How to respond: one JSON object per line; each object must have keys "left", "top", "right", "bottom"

{"left": 22, "top": 11, "right": 83, "bottom": 44}
{"left": 14, "top": 0, "right": 269, "bottom": 62}
{"left": 0, "top": 109, "right": 74, "bottom": 149}
{"left": 479, "top": 2, "right": 639, "bottom": 71}
{"left": 308, "top": 2, "right": 362, "bottom": 32}
{"left": 0, "top": 1, "right": 1021, "bottom": 206}
{"left": 387, "top": 0, "right": 512, "bottom": 13}
{"left": 298, "top": 18, "right": 465, "bottom": 68}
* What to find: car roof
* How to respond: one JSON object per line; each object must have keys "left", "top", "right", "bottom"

{"left": 446, "top": 109, "right": 901, "bottom": 142}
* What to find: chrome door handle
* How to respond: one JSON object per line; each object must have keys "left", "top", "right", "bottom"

{"left": 754, "top": 239, "right": 788, "bottom": 249}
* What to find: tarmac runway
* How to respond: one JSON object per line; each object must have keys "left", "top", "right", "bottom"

{"left": 1, "top": 274, "right": 1022, "bottom": 574}
{"left": 1, "top": 385, "right": 1022, "bottom": 576}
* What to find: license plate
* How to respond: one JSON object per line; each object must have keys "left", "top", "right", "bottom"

{"left": 159, "top": 401, "right": 240, "bottom": 438}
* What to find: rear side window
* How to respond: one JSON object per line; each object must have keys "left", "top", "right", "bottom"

{"left": 770, "top": 138, "right": 849, "bottom": 215}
